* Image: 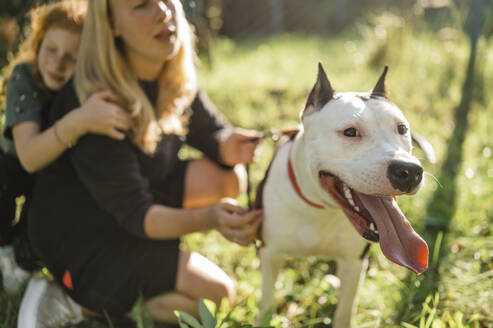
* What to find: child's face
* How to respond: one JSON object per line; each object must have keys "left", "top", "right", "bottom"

{"left": 37, "top": 27, "right": 80, "bottom": 91}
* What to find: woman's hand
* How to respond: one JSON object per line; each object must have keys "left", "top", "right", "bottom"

{"left": 210, "top": 199, "right": 263, "bottom": 246}
{"left": 77, "top": 90, "right": 133, "bottom": 140}
{"left": 219, "top": 128, "right": 262, "bottom": 166}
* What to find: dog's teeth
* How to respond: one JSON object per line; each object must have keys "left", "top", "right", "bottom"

{"left": 343, "top": 184, "right": 352, "bottom": 200}
{"left": 370, "top": 223, "right": 376, "bottom": 232}
{"left": 354, "top": 206, "right": 360, "bottom": 212}
{"left": 348, "top": 198, "right": 355, "bottom": 207}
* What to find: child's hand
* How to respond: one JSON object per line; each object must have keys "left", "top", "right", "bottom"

{"left": 78, "top": 90, "right": 133, "bottom": 140}
{"left": 210, "top": 199, "right": 263, "bottom": 246}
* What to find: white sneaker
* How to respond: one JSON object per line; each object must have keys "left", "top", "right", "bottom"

{"left": 17, "top": 277, "right": 84, "bottom": 328}
{"left": 0, "top": 246, "right": 30, "bottom": 293}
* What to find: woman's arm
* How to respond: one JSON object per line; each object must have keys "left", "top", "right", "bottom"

{"left": 186, "top": 90, "right": 231, "bottom": 163}
{"left": 143, "top": 204, "right": 215, "bottom": 238}
{"left": 144, "top": 200, "right": 263, "bottom": 245}
{"left": 186, "top": 91, "right": 260, "bottom": 166}
{"left": 13, "top": 90, "right": 133, "bottom": 173}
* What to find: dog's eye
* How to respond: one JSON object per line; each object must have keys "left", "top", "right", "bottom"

{"left": 398, "top": 124, "right": 408, "bottom": 135}
{"left": 343, "top": 128, "right": 358, "bottom": 137}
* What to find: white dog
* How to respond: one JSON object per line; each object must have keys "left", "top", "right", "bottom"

{"left": 258, "top": 64, "right": 429, "bottom": 328}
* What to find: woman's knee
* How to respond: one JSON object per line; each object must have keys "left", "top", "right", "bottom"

{"left": 222, "top": 165, "right": 247, "bottom": 199}
{"left": 184, "top": 159, "right": 247, "bottom": 208}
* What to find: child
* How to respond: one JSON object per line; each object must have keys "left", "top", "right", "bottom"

{"left": 0, "top": 0, "right": 132, "bottom": 293}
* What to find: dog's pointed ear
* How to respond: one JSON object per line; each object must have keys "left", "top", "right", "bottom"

{"left": 302, "top": 63, "right": 335, "bottom": 120}
{"left": 371, "top": 65, "right": 389, "bottom": 99}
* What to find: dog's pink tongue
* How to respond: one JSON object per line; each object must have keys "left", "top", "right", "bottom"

{"left": 358, "top": 194, "right": 428, "bottom": 274}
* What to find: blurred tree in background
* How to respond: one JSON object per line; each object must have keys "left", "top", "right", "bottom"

{"left": 0, "top": 18, "right": 18, "bottom": 69}
{"left": 0, "top": 0, "right": 52, "bottom": 68}
{"left": 181, "top": 0, "right": 493, "bottom": 67}
{"left": 0, "top": 0, "right": 46, "bottom": 26}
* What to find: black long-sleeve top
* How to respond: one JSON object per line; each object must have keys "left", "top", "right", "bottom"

{"left": 29, "top": 80, "right": 231, "bottom": 250}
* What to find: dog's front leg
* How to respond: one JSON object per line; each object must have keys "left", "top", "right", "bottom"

{"left": 333, "top": 258, "right": 368, "bottom": 328}
{"left": 258, "top": 246, "right": 283, "bottom": 325}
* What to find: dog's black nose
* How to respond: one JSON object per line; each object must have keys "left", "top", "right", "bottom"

{"left": 387, "top": 160, "right": 423, "bottom": 192}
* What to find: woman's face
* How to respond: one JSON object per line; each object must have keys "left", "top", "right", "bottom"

{"left": 111, "top": 0, "right": 180, "bottom": 66}
{"left": 37, "top": 27, "right": 80, "bottom": 91}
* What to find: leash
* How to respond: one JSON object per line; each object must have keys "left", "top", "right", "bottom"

{"left": 246, "top": 164, "right": 252, "bottom": 210}
{"left": 246, "top": 129, "right": 299, "bottom": 251}
{"left": 245, "top": 129, "right": 299, "bottom": 211}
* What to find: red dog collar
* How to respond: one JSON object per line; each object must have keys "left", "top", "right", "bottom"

{"left": 287, "top": 144, "right": 325, "bottom": 209}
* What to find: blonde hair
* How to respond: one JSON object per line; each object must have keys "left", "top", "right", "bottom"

{"left": 2, "top": 0, "right": 86, "bottom": 91}
{"left": 75, "top": 0, "right": 197, "bottom": 154}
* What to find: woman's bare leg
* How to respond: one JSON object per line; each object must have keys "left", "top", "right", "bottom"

{"left": 183, "top": 158, "right": 247, "bottom": 209}
{"left": 144, "top": 250, "right": 236, "bottom": 323}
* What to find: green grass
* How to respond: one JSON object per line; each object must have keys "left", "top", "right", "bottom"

{"left": 1, "top": 8, "right": 492, "bottom": 328}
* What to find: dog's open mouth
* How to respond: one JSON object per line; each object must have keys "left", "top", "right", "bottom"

{"left": 319, "top": 171, "right": 428, "bottom": 274}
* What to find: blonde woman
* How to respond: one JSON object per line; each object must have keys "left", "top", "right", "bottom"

{"left": 20, "top": 0, "right": 262, "bottom": 326}
{"left": 0, "top": 0, "right": 132, "bottom": 294}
